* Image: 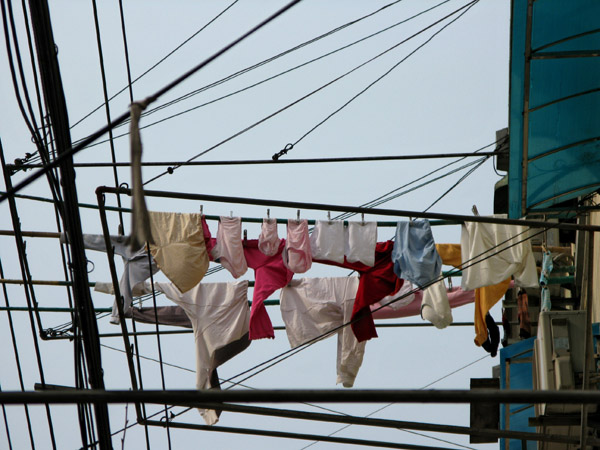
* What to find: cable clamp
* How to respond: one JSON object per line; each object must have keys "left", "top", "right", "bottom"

{"left": 272, "top": 143, "right": 293, "bottom": 161}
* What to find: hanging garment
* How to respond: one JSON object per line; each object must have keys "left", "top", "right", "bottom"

{"left": 540, "top": 251, "right": 553, "bottom": 312}
{"left": 392, "top": 220, "right": 442, "bottom": 289}
{"left": 280, "top": 277, "right": 366, "bottom": 387}
{"left": 460, "top": 217, "right": 538, "bottom": 290}
{"left": 518, "top": 289, "right": 531, "bottom": 338}
{"left": 310, "top": 220, "right": 345, "bottom": 263}
{"left": 244, "top": 239, "right": 294, "bottom": 340}
{"left": 152, "top": 280, "right": 251, "bottom": 425}
{"left": 371, "top": 285, "right": 475, "bottom": 320}
{"left": 212, "top": 216, "right": 248, "bottom": 278}
{"left": 65, "top": 233, "right": 159, "bottom": 324}
{"left": 201, "top": 215, "right": 217, "bottom": 256}
{"left": 314, "top": 241, "right": 403, "bottom": 342}
{"left": 345, "top": 221, "right": 377, "bottom": 267}
{"left": 258, "top": 218, "right": 280, "bottom": 256}
{"left": 283, "top": 219, "right": 312, "bottom": 273}
{"left": 420, "top": 280, "right": 452, "bottom": 329}
{"left": 480, "top": 313, "right": 500, "bottom": 357}
{"left": 437, "top": 243, "right": 512, "bottom": 346}
{"left": 148, "top": 211, "right": 209, "bottom": 293}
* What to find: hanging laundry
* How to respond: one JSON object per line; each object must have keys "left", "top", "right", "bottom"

{"left": 540, "top": 250, "right": 553, "bottom": 312}
{"left": 371, "top": 285, "right": 475, "bottom": 320}
{"left": 283, "top": 219, "right": 312, "bottom": 273}
{"left": 258, "top": 218, "right": 280, "bottom": 256}
{"left": 420, "top": 280, "right": 452, "bottom": 329}
{"left": 480, "top": 313, "right": 500, "bottom": 357}
{"left": 310, "top": 220, "right": 345, "bottom": 263}
{"left": 148, "top": 211, "right": 209, "bottom": 293}
{"left": 244, "top": 239, "right": 294, "bottom": 340}
{"left": 212, "top": 216, "right": 248, "bottom": 278}
{"left": 314, "top": 241, "right": 403, "bottom": 342}
{"left": 201, "top": 215, "right": 217, "bottom": 256}
{"left": 151, "top": 280, "right": 251, "bottom": 425}
{"left": 64, "top": 233, "right": 159, "bottom": 324}
{"left": 345, "top": 221, "right": 377, "bottom": 267}
{"left": 460, "top": 217, "right": 538, "bottom": 290}
{"left": 518, "top": 289, "right": 531, "bottom": 338}
{"left": 280, "top": 277, "right": 366, "bottom": 387}
{"left": 392, "top": 220, "right": 442, "bottom": 289}
{"left": 436, "top": 243, "right": 512, "bottom": 346}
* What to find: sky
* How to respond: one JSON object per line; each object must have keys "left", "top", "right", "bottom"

{"left": 0, "top": 0, "right": 512, "bottom": 448}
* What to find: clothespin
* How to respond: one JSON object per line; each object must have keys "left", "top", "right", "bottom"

{"left": 200, "top": 205, "right": 203, "bottom": 216}
{"left": 471, "top": 205, "right": 480, "bottom": 216}
{"left": 327, "top": 211, "right": 331, "bottom": 223}
{"left": 267, "top": 208, "right": 270, "bottom": 220}
{"left": 361, "top": 213, "right": 365, "bottom": 225}
{"left": 243, "top": 229, "right": 247, "bottom": 242}
{"left": 230, "top": 210, "right": 233, "bottom": 218}
{"left": 297, "top": 210, "right": 301, "bottom": 221}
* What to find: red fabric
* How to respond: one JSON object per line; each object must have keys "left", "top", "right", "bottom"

{"left": 244, "top": 239, "right": 294, "bottom": 340}
{"left": 314, "top": 241, "right": 402, "bottom": 342}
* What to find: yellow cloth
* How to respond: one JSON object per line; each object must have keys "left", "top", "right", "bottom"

{"left": 148, "top": 211, "right": 209, "bottom": 293}
{"left": 436, "top": 244, "right": 511, "bottom": 346}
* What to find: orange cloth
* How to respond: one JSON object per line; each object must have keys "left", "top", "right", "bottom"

{"left": 436, "top": 244, "right": 511, "bottom": 346}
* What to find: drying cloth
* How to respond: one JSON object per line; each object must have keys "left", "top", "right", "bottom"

{"left": 437, "top": 243, "right": 511, "bottom": 346}
{"left": 128, "top": 99, "right": 153, "bottom": 249}
{"left": 345, "top": 221, "right": 377, "bottom": 267}
{"left": 392, "top": 220, "right": 442, "bottom": 289}
{"left": 66, "top": 233, "right": 159, "bottom": 324}
{"left": 152, "top": 280, "right": 251, "bottom": 425}
{"left": 420, "top": 280, "right": 452, "bottom": 329}
{"left": 460, "top": 217, "right": 538, "bottom": 290}
{"left": 540, "top": 251, "right": 553, "bottom": 312}
{"left": 148, "top": 211, "right": 209, "bottom": 293}
{"left": 201, "top": 215, "right": 217, "bottom": 256}
{"left": 258, "top": 218, "right": 280, "bottom": 256}
{"left": 518, "top": 289, "right": 531, "bottom": 338}
{"left": 314, "top": 241, "right": 403, "bottom": 342}
{"left": 283, "top": 219, "right": 312, "bottom": 273}
{"left": 310, "top": 220, "right": 345, "bottom": 263}
{"left": 374, "top": 280, "right": 417, "bottom": 311}
{"left": 212, "top": 216, "right": 248, "bottom": 278}
{"left": 371, "top": 286, "right": 475, "bottom": 320}
{"left": 280, "top": 277, "right": 366, "bottom": 387}
{"left": 244, "top": 239, "right": 294, "bottom": 340}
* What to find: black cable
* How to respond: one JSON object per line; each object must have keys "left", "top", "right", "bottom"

{"left": 289, "top": 0, "right": 479, "bottom": 152}
{"left": 70, "top": 0, "right": 241, "bottom": 130}
{"left": 143, "top": 1, "right": 479, "bottom": 185}
{"left": 0, "top": 0, "right": 304, "bottom": 205}
{"left": 0, "top": 383, "right": 13, "bottom": 450}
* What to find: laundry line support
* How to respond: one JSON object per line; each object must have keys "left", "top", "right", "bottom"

{"left": 97, "top": 186, "right": 600, "bottom": 233}
{"left": 7, "top": 151, "right": 500, "bottom": 172}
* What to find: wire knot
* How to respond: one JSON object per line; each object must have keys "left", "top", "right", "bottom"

{"left": 272, "top": 143, "right": 294, "bottom": 161}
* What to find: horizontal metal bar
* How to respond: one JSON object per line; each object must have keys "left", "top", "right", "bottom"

{"left": 143, "top": 419, "right": 451, "bottom": 450}
{"left": 3, "top": 389, "right": 600, "bottom": 405}
{"left": 531, "top": 50, "right": 600, "bottom": 59}
{"left": 7, "top": 152, "right": 499, "bottom": 171}
{"left": 192, "top": 402, "right": 595, "bottom": 445}
{"left": 98, "top": 186, "right": 600, "bottom": 232}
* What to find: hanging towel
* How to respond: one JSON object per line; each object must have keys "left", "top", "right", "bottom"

{"left": 280, "top": 277, "right": 366, "bottom": 387}
{"left": 148, "top": 211, "right": 209, "bottom": 293}
{"left": 65, "top": 233, "right": 159, "bottom": 324}
{"left": 258, "top": 218, "right": 280, "bottom": 256}
{"left": 152, "top": 280, "right": 251, "bottom": 425}
{"left": 212, "top": 216, "right": 248, "bottom": 278}
{"left": 460, "top": 217, "right": 538, "bottom": 290}
{"left": 283, "top": 219, "right": 312, "bottom": 273}
{"left": 392, "top": 220, "right": 442, "bottom": 289}
{"left": 345, "top": 221, "right": 377, "bottom": 267}
{"left": 420, "top": 279, "right": 452, "bottom": 329}
{"left": 314, "top": 241, "right": 403, "bottom": 342}
{"left": 310, "top": 220, "right": 345, "bottom": 263}
{"left": 244, "top": 239, "right": 294, "bottom": 340}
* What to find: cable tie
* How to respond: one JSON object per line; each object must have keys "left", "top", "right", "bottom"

{"left": 272, "top": 143, "right": 293, "bottom": 160}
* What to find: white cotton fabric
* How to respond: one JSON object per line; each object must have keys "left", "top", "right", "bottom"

{"left": 280, "top": 277, "right": 365, "bottom": 387}
{"left": 377, "top": 280, "right": 416, "bottom": 311}
{"left": 310, "top": 220, "right": 345, "bottom": 263}
{"left": 212, "top": 216, "right": 248, "bottom": 278}
{"left": 152, "top": 280, "right": 250, "bottom": 425}
{"left": 420, "top": 278, "right": 452, "bottom": 329}
{"left": 460, "top": 216, "right": 538, "bottom": 290}
{"left": 283, "top": 219, "right": 312, "bottom": 273}
{"left": 345, "top": 221, "right": 377, "bottom": 266}
{"left": 258, "top": 218, "right": 280, "bottom": 256}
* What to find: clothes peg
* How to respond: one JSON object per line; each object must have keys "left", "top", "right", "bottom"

{"left": 327, "top": 211, "right": 331, "bottom": 223}
{"left": 230, "top": 210, "right": 233, "bottom": 218}
{"left": 200, "top": 205, "right": 203, "bottom": 216}
{"left": 267, "top": 208, "right": 270, "bottom": 220}
{"left": 297, "top": 210, "right": 300, "bottom": 221}
{"left": 361, "top": 213, "right": 365, "bottom": 225}
{"left": 471, "top": 205, "right": 480, "bottom": 216}
{"left": 243, "top": 229, "right": 247, "bottom": 242}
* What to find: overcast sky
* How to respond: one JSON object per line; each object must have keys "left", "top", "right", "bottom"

{"left": 0, "top": 0, "right": 511, "bottom": 448}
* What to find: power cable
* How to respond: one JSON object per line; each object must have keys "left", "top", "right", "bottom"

{"left": 70, "top": 0, "right": 241, "bottom": 130}
{"left": 0, "top": 383, "right": 13, "bottom": 450}
{"left": 143, "top": 0, "right": 479, "bottom": 185}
